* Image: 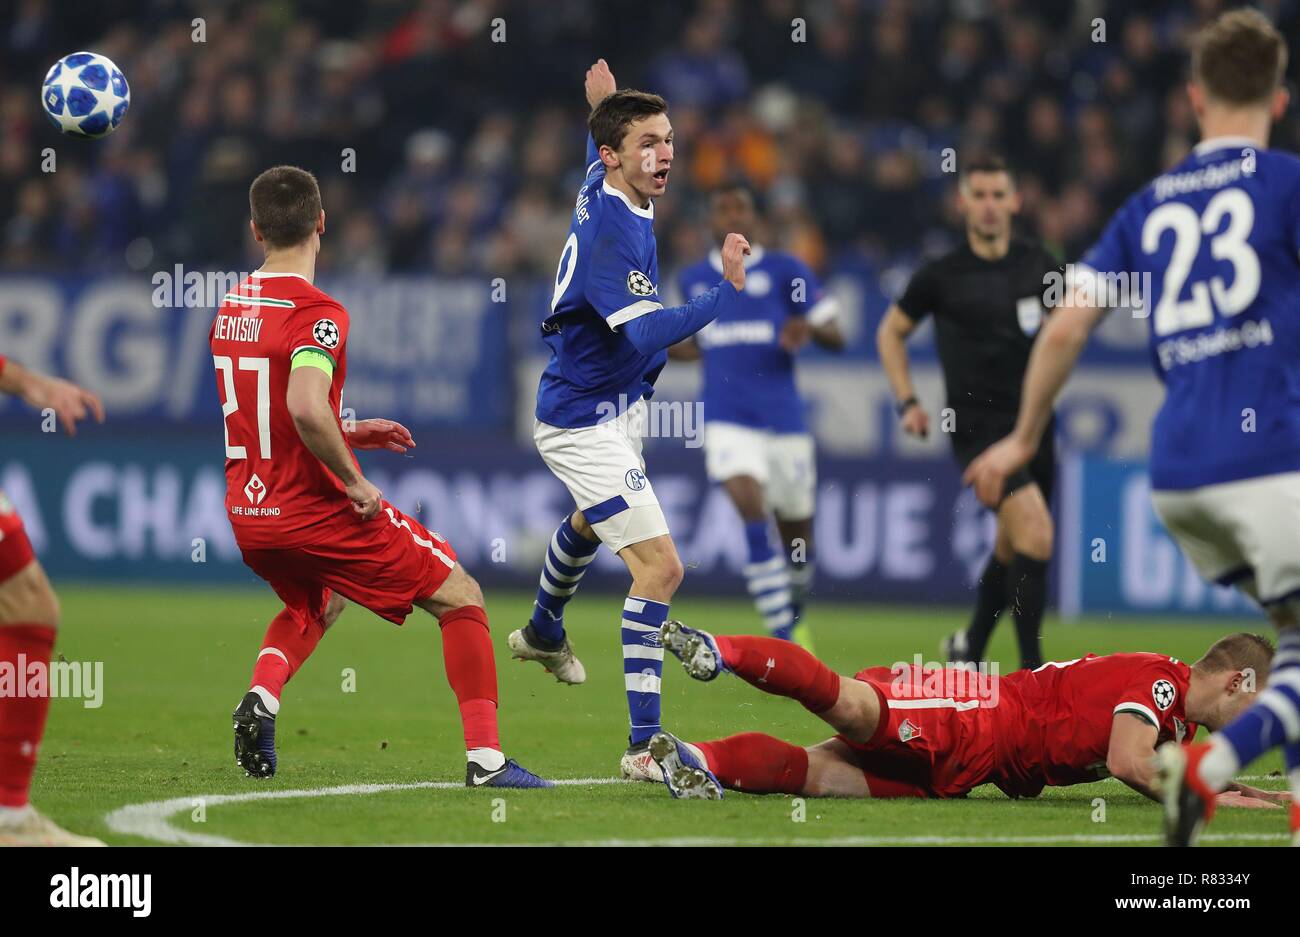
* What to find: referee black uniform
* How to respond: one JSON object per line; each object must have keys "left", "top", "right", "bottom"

{"left": 895, "top": 236, "right": 1061, "bottom": 668}
{"left": 897, "top": 237, "right": 1059, "bottom": 501}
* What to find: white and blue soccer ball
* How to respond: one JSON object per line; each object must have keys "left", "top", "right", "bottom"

{"left": 41, "top": 52, "right": 130, "bottom": 139}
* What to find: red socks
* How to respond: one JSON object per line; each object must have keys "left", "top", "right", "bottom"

{"left": 439, "top": 606, "right": 500, "bottom": 752}
{"left": 696, "top": 733, "right": 809, "bottom": 794}
{"left": 715, "top": 635, "right": 841, "bottom": 713}
{"left": 249, "top": 606, "right": 327, "bottom": 704}
{"left": 0, "top": 625, "right": 56, "bottom": 807}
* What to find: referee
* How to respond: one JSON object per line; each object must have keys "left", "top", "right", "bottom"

{"left": 876, "top": 155, "right": 1060, "bottom": 671}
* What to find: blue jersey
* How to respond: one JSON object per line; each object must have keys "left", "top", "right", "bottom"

{"left": 536, "top": 140, "right": 667, "bottom": 429}
{"left": 1080, "top": 137, "right": 1300, "bottom": 490}
{"left": 677, "top": 247, "right": 826, "bottom": 433}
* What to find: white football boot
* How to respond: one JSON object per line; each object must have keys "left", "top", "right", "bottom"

{"left": 620, "top": 739, "right": 665, "bottom": 782}
{"left": 507, "top": 626, "right": 586, "bottom": 685}
{"left": 0, "top": 806, "right": 105, "bottom": 847}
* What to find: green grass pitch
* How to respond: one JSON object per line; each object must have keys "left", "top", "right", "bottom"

{"left": 30, "top": 586, "right": 1289, "bottom": 846}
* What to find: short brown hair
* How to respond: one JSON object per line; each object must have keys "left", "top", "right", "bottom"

{"left": 1194, "top": 632, "right": 1275, "bottom": 677}
{"left": 588, "top": 89, "right": 669, "bottom": 152}
{"left": 249, "top": 165, "right": 322, "bottom": 249}
{"left": 1192, "top": 8, "right": 1288, "bottom": 106}
{"left": 960, "top": 153, "right": 1014, "bottom": 184}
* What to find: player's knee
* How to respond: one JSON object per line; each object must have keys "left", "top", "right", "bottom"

{"left": 1011, "top": 516, "right": 1053, "bottom": 561}
{"left": 649, "top": 553, "right": 685, "bottom": 595}
{"left": 450, "top": 569, "right": 486, "bottom": 610}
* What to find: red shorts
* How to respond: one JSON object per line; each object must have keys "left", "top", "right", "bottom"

{"left": 0, "top": 491, "right": 36, "bottom": 583}
{"left": 837, "top": 666, "right": 1000, "bottom": 799}
{"left": 239, "top": 501, "right": 458, "bottom": 629}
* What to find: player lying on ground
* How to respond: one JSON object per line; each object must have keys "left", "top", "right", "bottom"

{"left": 645, "top": 621, "right": 1287, "bottom": 812}
{"left": 669, "top": 182, "right": 844, "bottom": 650}
{"left": 963, "top": 9, "right": 1300, "bottom": 846}
{"left": 211, "top": 166, "right": 547, "bottom": 789}
{"left": 0, "top": 355, "right": 106, "bottom": 845}
{"left": 509, "top": 58, "right": 751, "bottom": 782}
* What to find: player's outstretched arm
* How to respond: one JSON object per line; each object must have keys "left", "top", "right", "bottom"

{"left": 1105, "top": 712, "right": 1162, "bottom": 801}
{"left": 620, "top": 233, "right": 751, "bottom": 356}
{"left": 0, "top": 355, "right": 105, "bottom": 436}
{"left": 286, "top": 367, "right": 382, "bottom": 519}
{"left": 963, "top": 296, "right": 1106, "bottom": 506}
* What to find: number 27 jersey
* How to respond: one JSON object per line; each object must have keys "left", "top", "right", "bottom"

{"left": 1078, "top": 138, "right": 1300, "bottom": 491}
{"left": 209, "top": 271, "right": 356, "bottom": 548}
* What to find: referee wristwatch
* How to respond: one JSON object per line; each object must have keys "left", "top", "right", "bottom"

{"left": 895, "top": 396, "right": 919, "bottom": 417}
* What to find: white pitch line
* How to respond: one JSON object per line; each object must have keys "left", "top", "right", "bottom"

{"left": 104, "top": 778, "right": 1291, "bottom": 847}
{"left": 104, "top": 777, "right": 624, "bottom": 847}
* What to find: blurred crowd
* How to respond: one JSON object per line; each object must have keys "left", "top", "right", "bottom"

{"left": 1, "top": 0, "right": 1298, "bottom": 280}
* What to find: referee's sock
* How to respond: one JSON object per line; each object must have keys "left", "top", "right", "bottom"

{"left": 1009, "top": 553, "right": 1048, "bottom": 670}
{"left": 963, "top": 555, "right": 1008, "bottom": 661}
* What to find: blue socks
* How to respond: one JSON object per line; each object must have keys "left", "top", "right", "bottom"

{"left": 621, "top": 596, "right": 667, "bottom": 744}
{"left": 528, "top": 515, "right": 599, "bottom": 646}
{"left": 742, "top": 519, "right": 795, "bottom": 640}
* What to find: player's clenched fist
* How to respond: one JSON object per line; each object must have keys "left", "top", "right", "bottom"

{"left": 585, "top": 58, "right": 616, "bottom": 110}
{"left": 347, "top": 477, "right": 383, "bottom": 520}
{"left": 720, "top": 232, "right": 752, "bottom": 292}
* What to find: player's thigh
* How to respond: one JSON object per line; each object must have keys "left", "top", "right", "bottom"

{"left": 767, "top": 432, "right": 817, "bottom": 522}
{"left": 1213, "top": 473, "right": 1300, "bottom": 609}
{"left": 803, "top": 738, "right": 874, "bottom": 798}
{"left": 0, "top": 560, "right": 59, "bottom": 628}
{"left": 820, "top": 673, "right": 884, "bottom": 743}
{"left": 415, "top": 563, "right": 484, "bottom": 619}
{"left": 997, "top": 481, "right": 1053, "bottom": 558}
{"left": 704, "top": 422, "right": 770, "bottom": 489}
{"left": 1150, "top": 486, "right": 1251, "bottom": 592}
{"left": 721, "top": 475, "right": 766, "bottom": 521}
{"left": 535, "top": 404, "right": 667, "bottom": 554}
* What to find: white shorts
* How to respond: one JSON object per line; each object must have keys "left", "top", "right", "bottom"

{"left": 534, "top": 399, "right": 670, "bottom": 554}
{"left": 1151, "top": 471, "right": 1300, "bottom": 607}
{"left": 703, "top": 421, "right": 817, "bottom": 520}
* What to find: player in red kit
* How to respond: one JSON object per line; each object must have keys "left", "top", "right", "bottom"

{"left": 646, "top": 621, "right": 1287, "bottom": 811}
{"left": 0, "top": 355, "right": 106, "bottom": 845}
{"left": 213, "top": 166, "right": 548, "bottom": 788}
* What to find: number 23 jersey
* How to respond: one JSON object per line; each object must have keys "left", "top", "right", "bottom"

{"left": 209, "top": 271, "right": 356, "bottom": 548}
{"left": 1078, "top": 138, "right": 1300, "bottom": 491}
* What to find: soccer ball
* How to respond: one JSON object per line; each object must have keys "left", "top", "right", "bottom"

{"left": 41, "top": 52, "right": 130, "bottom": 139}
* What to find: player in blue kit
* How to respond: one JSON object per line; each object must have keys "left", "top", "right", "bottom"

{"left": 966, "top": 9, "right": 1300, "bottom": 846}
{"left": 670, "top": 183, "right": 843, "bottom": 648}
{"left": 507, "top": 59, "right": 752, "bottom": 781}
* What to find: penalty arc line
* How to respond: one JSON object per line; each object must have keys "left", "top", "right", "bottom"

{"left": 104, "top": 778, "right": 1291, "bottom": 847}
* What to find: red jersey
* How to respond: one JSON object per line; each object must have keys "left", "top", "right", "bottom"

{"left": 209, "top": 272, "right": 356, "bottom": 549}
{"left": 992, "top": 652, "right": 1196, "bottom": 797}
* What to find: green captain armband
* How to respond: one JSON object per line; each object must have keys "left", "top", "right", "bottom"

{"left": 290, "top": 347, "right": 335, "bottom": 376}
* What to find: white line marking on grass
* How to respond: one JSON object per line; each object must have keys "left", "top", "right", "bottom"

{"left": 105, "top": 778, "right": 1291, "bottom": 847}
{"left": 104, "top": 777, "right": 623, "bottom": 846}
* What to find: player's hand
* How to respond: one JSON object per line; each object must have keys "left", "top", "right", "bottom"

{"left": 900, "top": 403, "right": 930, "bottom": 438}
{"left": 779, "top": 316, "right": 811, "bottom": 353}
{"left": 347, "top": 418, "right": 416, "bottom": 454}
{"left": 585, "top": 58, "right": 616, "bottom": 110}
{"left": 721, "top": 232, "right": 752, "bottom": 292}
{"left": 1214, "top": 790, "right": 1283, "bottom": 809}
{"left": 963, "top": 434, "right": 1035, "bottom": 508}
{"left": 347, "top": 477, "right": 383, "bottom": 520}
{"left": 1223, "top": 781, "right": 1291, "bottom": 805}
{"left": 21, "top": 374, "right": 105, "bottom": 437}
